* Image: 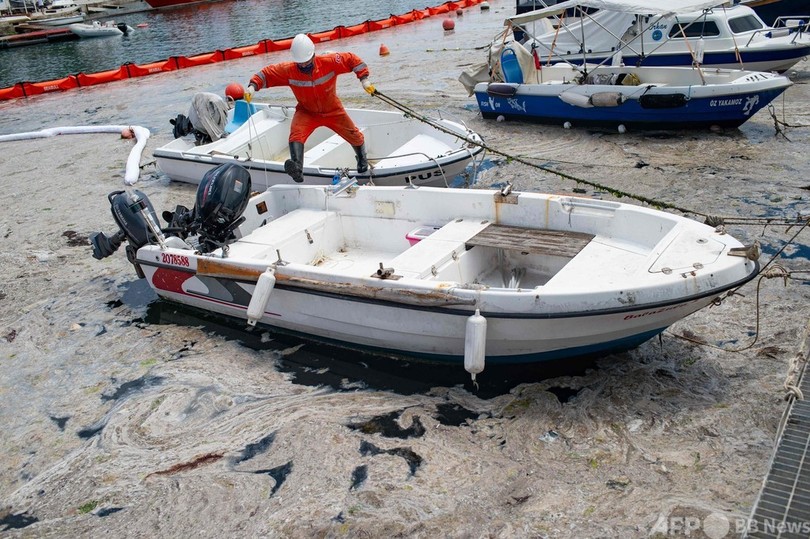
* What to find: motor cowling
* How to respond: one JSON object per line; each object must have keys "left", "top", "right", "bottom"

{"left": 111, "top": 190, "right": 159, "bottom": 249}
{"left": 116, "top": 22, "right": 129, "bottom": 35}
{"left": 195, "top": 163, "right": 251, "bottom": 250}
{"left": 91, "top": 190, "right": 161, "bottom": 277}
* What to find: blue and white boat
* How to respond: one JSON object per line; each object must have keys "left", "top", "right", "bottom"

{"left": 464, "top": 0, "right": 794, "bottom": 130}
{"left": 472, "top": 61, "right": 792, "bottom": 129}
{"left": 509, "top": 0, "right": 810, "bottom": 73}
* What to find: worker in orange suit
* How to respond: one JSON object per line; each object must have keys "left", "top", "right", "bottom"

{"left": 245, "top": 34, "right": 376, "bottom": 183}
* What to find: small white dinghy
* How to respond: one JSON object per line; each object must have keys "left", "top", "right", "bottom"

{"left": 92, "top": 164, "right": 759, "bottom": 374}
{"left": 154, "top": 95, "right": 485, "bottom": 189}
{"left": 69, "top": 20, "right": 133, "bottom": 37}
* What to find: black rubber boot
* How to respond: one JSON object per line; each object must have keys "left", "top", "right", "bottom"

{"left": 353, "top": 143, "right": 369, "bottom": 174}
{"left": 284, "top": 141, "right": 305, "bottom": 183}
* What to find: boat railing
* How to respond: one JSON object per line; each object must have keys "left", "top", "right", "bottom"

{"left": 745, "top": 21, "right": 807, "bottom": 46}
{"left": 772, "top": 15, "right": 809, "bottom": 34}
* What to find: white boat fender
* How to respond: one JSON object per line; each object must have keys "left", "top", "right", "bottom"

{"left": 246, "top": 268, "right": 276, "bottom": 327}
{"left": 765, "top": 28, "right": 790, "bottom": 38}
{"left": 590, "top": 92, "right": 625, "bottom": 107}
{"left": 0, "top": 124, "right": 150, "bottom": 185}
{"left": 559, "top": 91, "right": 593, "bottom": 108}
{"left": 695, "top": 37, "right": 705, "bottom": 65}
{"left": 464, "top": 309, "right": 487, "bottom": 383}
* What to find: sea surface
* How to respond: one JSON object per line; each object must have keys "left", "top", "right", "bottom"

{"left": 0, "top": 0, "right": 468, "bottom": 88}
{"left": 0, "top": 0, "right": 809, "bottom": 536}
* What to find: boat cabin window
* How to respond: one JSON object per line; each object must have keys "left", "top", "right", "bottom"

{"left": 728, "top": 15, "right": 765, "bottom": 33}
{"left": 668, "top": 20, "right": 720, "bottom": 38}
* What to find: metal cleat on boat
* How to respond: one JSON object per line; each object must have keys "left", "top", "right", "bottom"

{"left": 728, "top": 241, "right": 761, "bottom": 261}
{"left": 328, "top": 170, "right": 358, "bottom": 196}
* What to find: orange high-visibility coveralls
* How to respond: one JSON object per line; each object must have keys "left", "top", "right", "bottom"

{"left": 249, "top": 52, "right": 370, "bottom": 146}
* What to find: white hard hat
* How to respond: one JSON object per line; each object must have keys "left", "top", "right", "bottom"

{"left": 291, "top": 34, "right": 315, "bottom": 63}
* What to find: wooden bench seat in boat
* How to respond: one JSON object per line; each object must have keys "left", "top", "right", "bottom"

{"left": 387, "top": 218, "right": 491, "bottom": 279}
{"left": 465, "top": 225, "right": 594, "bottom": 258}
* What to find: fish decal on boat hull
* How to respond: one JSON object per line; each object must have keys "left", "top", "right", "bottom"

{"left": 742, "top": 95, "right": 760, "bottom": 116}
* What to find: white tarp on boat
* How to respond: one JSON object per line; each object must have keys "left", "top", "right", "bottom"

{"left": 507, "top": 0, "right": 732, "bottom": 25}
{"left": 522, "top": 11, "right": 635, "bottom": 58}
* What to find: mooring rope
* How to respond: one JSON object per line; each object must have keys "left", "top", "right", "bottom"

{"left": 372, "top": 90, "right": 809, "bottom": 230}
{"left": 768, "top": 102, "right": 810, "bottom": 138}
{"left": 667, "top": 214, "right": 810, "bottom": 355}
{"left": 669, "top": 263, "right": 809, "bottom": 351}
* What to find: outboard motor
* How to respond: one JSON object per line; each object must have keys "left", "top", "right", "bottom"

{"left": 170, "top": 92, "right": 229, "bottom": 144}
{"left": 116, "top": 22, "right": 129, "bottom": 36}
{"left": 194, "top": 163, "right": 251, "bottom": 253}
{"left": 90, "top": 190, "right": 161, "bottom": 277}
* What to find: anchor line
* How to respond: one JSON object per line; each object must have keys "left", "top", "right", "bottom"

{"left": 724, "top": 218, "right": 810, "bottom": 298}
{"left": 667, "top": 263, "right": 809, "bottom": 355}
{"left": 372, "top": 90, "right": 809, "bottom": 229}
{"left": 767, "top": 102, "right": 810, "bottom": 137}
{"left": 665, "top": 216, "right": 809, "bottom": 357}
{"left": 704, "top": 219, "right": 810, "bottom": 335}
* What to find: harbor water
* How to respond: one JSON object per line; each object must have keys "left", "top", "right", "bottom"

{"left": 0, "top": 0, "right": 465, "bottom": 88}
{"left": 1, "top": 1, "right": 809, "bottom": 536}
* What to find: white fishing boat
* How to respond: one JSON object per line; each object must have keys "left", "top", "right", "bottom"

{"left": 91, "top": 164, "right": 759, "bottom": 374}
{"left": 26, "top": 0, "right": 84, "bottom": 25}
{"left": 507, "top": 0, "right": 810, "bottom": 73}
{"left": 154, "top": 97, "right": 485, "bottom": 189}
{"left": 26, "top": 12, "right": 83, "bottom": 25}
{"left": 68, "top": 20, "right": 133, "bottom": 37}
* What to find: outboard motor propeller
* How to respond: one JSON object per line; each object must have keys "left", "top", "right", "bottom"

{"left": 90, "top": 190, "right": 161, "bottom": 277}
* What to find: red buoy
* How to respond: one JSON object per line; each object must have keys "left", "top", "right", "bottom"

{"left": 442, "top": 18, "right": 455, "bottom": 31}
{"left": 225, "top": 82, "right": 245, "bottom": 101}
{"left": 379, "top": 43, "right": 390, "bottom": 56}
